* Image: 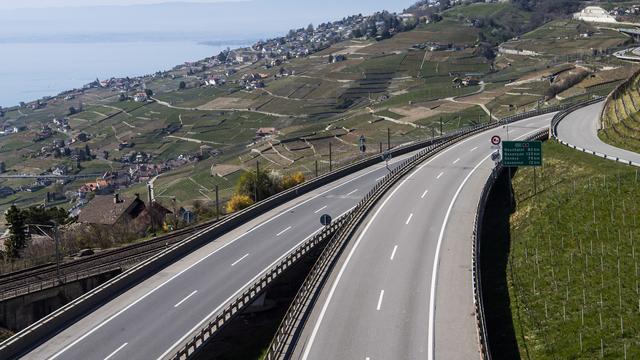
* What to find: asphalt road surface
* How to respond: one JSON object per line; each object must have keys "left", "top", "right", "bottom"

{"left": 293, "top": 114, "right": 554, "bottom": 360}
{"left": 556, "top": 100, "right": 640, "bottom": 164}
{"left": 23, "top": 149, "right": 421, "bottom": 360}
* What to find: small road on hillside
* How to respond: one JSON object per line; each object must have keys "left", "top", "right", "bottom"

{"left": 556, "top": 100, "right": 640, "bottom": 164}
{"left": 150, "top": 97, "right": 303, "bottom": 118}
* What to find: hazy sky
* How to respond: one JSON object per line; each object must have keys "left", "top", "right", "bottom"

{"left": 0, "top": 0, "right": 417, "bottom": 40}
{"left": 0, "top": 0, "right": 241, "bottom": 10}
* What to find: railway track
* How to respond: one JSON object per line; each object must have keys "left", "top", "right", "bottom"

{"left": 0, "top": 219, "right": 219, "bottom": 299}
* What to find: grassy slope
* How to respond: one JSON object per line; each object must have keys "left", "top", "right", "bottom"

{"left": 509, "top": 141, "right": 640, "bottom": 359}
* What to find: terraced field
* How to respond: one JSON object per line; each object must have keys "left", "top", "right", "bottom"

{"left": 600, "top": 71, "right": 640, "bottom": 153}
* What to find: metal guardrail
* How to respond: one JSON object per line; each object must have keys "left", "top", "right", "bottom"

{"left": 171, "top": 213, "right": 350, "bottom": 359}
{"left": 260, "top": 107, "right": 571, "bottom": 360}
{"left": 262, "top": 133, "right": 482, "bottom": 360}
{"left": 471, "top": 128, "right": 549, "bottom": 360}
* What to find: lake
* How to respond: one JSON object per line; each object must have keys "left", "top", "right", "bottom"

{"left": 0, "top": 41, "right": 242, "bottom": 108}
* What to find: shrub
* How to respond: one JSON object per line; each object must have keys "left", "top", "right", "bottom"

{"left": 226, "top": 194, "right": 254, "bottom": 213}
{"left": 282, "top": 171, "right": 306, "bottom": 189}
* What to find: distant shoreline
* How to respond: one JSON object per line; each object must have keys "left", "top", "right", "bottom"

{"left": 0, "top": 39, "right": 250, "bottom": 108}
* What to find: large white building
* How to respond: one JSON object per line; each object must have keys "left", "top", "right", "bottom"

{"left": 573, "top": 6, "right": 618, "bottom": 24}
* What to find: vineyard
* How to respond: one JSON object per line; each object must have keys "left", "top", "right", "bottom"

{"left": 509, "top": 141, "right": 640, "bottom": 359}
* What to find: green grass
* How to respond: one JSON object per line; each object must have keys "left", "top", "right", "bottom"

{"left": 508, "top": 141, "right": 640, "bottom": 359}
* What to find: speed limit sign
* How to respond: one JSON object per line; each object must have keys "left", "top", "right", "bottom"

{"left": 491, "top": 135, "right": 501, "bottom": 146}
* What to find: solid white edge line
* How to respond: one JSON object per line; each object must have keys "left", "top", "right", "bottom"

{"left": 390, "top": 245, "right": 398, "bottom": 261}
{"left": 47, "top": 150, "right": 402, "bottom": 359}
{"left": 277, "top": 226, "right": 292, "bottom": 236}
{"left": 376, "top": 290, "right": 385, "bottom": 311}
{"left": 103, "top": 342, "right": 128, "bottom": 360}
{"left": 155, "top": 206, "right": 356, "bottom": 360}
{"left": 173, "top": 290, "right": 198, "bottom": 308}
{"left": 421, "top": 190, "right": 429, "bottom": 199}
{"left": 405, "top": 213, "right": 413, "bottom": 225}
{"left": 300, "top": 123, "right": 506, "bottom": 359}
{"left": 231, "top": 254, "right": 249, "bottom": 267}
{"left": 426, "top": 125, "right": 547, "bottom": 360}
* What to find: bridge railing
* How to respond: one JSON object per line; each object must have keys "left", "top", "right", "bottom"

{"left": 471, "top": 128, "right": 549, "bottom": 360}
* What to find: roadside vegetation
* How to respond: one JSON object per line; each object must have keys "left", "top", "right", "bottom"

{"left": 508, "top": 141, "right": 640, "bottom": 359}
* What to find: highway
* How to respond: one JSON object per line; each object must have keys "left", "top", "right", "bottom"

{"left": 292, "top": 114, "right": 554, "bottom": 360}
{"left": 21, "top": 148, "right": 424, "bottom": 360}
{"left": 556, "top": 100, "right": 640, "bottom": 164}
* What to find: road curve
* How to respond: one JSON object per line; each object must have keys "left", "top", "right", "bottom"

{"left": 556, "top": 100, "right": 640, "bottom": 164}
{"left": 292, "top": 114, "right": 554, "bottom": 360}
{"left": 22, "top": 150, "right": 420, "bottom": 360}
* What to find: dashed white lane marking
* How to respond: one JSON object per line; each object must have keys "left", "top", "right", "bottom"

{"left": 436, "top": 172, "right": 444, "bottom": 179}
{"left": 345, "top": 189, "right": 358, "bottom": 196}
{"left": 452, "top": 158, "right": 460, "bottom": 164}
{"left": 470, "top": 147, "right": 478, "bottom": 152}
{"left": 421, "top": 190, "right": 429, "bottom": 199}
{"left": 390, "top": 245, "right": 398, "bottom": 261}
{"left": 376, "top": 290, "right": 385, "bottom": 311}
{"left": 174, "top": 290, "right": 198, "bottom": 308}
{"left": 231, "top": 254, "right": 249, "bottom": 267}
{"left": 405, "top": 213, "right": 414, "bottom": 225}
{"left": 104, "top": 343, "right": 128, "bottom": 360}
{"left": 276, "top": 226, "right": 292, "bottom": 236}
{"left": 314, "top": 205, "right": 327, "bottom": 214}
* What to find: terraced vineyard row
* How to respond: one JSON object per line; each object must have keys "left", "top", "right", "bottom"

{"left": 600, "top": 71, "right": 640, "bottom": 153}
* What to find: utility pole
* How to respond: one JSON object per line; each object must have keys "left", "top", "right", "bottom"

{"left": 315, "top": 159, "right": 318, "bottom": 177}
{"left": 379, "top": 142, "right": 382, "bottom": 153}
{"left": 440, "top": 117, "right": 443, "bottom": 136}
{"left": 255, "top": 160, "right": 260, "bottom": 202}
{"left": 32, "top": 223, "right": 60, "bottom": 281}
{"left": 387, "top": 128, "right": 391, "bottom": 151}
{"left": 329, "top": 143, "right": 333, "bottom": 172}
{"left": 215, "top": 185, "right": 219, "bottom": 221}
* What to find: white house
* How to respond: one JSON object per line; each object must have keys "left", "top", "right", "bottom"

{"left": 133, "top": 92, "right": 148, "bottom": 102}
{"left": 573, "top": 6, "right": 618, "bottom": 24}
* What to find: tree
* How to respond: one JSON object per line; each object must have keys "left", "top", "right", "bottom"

{"left": 307, "top": 23, "right": 314, "bottom": 33}
{"left": 68, "top": 106, "right": 77, "bottom": 115}
{"left": 0, "top": 161, "right": 5, "bottom": 174}
{"left": 5, "top": 205, "right": 27, "bottom": 259}
{"left": 145, "top": 89, "right": 154, "bottom": 97}
{"left": 179, "top": 81, "right": 186, "bottom": 90}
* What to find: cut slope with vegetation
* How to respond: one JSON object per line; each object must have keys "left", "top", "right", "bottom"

{"left": 601, "top": 70, "right": 640, "bottom": 154}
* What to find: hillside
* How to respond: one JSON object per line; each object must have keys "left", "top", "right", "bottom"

{"left": 0, "top": 1, "right": 638, "bottom": 227}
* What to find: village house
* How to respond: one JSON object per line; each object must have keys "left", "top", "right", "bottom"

{"left": 78, "top": 193, "right": 171, "bottom": 232}
{"left": 133, "top": 92, "right": 148, "bottom": 102}
{"left": 256, "top": 127, "right": 277, "bottom": 138}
